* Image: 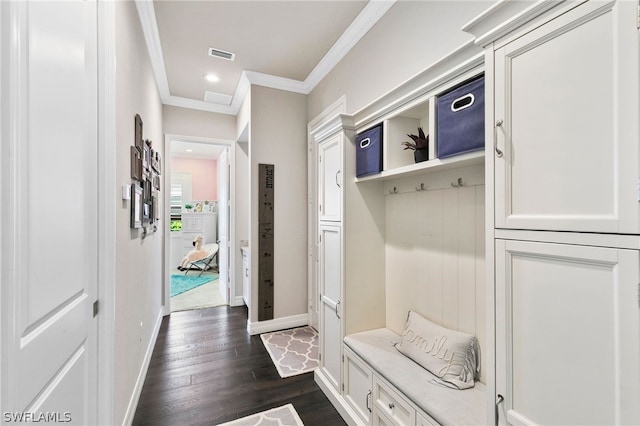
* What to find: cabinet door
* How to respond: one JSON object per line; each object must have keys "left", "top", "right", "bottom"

{"left": 318, "top": 224, "right": 342, "bottom": 392}
{"left": 344, "top": 347, "right": 373, "bottom": 425}
{"left": 495, "top": 239, "right": 640, "bottom": 425}
{"left": 182, "top": 213, "right": 204, "bottom": 232}
{"left": 494, "top": 1, "right": 640, "bottom": 233}
{"left": 318, "top": 134, "right": 343, "bottom": 222}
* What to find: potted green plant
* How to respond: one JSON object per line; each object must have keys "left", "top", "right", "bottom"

{"left": 184, "top": 203, "right": 193, "bottom": 212}
{"left": 401, "top": 127, "right": 429, "bottom": 163}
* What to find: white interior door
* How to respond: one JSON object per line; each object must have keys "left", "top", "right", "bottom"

{"left": 494, "top": 0, "right": 640, "bottom": 234}
{"left": 218, "top": 147, "right": 230, "bottom": 303}
{"left": 1, "top": 1, "right": 98, "bottom": 423}
{"left": 495, "top": 239, "right": 640, "bottom": 425}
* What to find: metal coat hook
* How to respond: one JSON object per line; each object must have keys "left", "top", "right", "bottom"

{"left": 388, "top": 186, "right": 399, "bottom": 194}
{"left": 415, "top": 183, "right": 426, "bottom": 191}
{"left": 451, "top": 177, "right": 464, "bottom": 188}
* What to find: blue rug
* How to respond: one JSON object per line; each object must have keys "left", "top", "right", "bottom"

{"left": 170, "top": 274, "right": 217, "bottom": 297}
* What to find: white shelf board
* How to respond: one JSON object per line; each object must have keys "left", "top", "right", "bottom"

{"left": 355, "top": 150, "right": 484, "bottom": 182}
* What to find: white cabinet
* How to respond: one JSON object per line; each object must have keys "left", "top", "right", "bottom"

{"left": 311, "top": 113, "right": 386, "bottom": 411}
{"left": 495, "top": 239, "right": 640, "bottom": 425}
{"left": 318, "top": 134, "right": 343, "bottom": 222}
{"left": 318, "top": 224, "right": 342, "bottom": 392}
{"left": 344, "top": 347, "right": 373, "bottom": 425}
{"left": 474, "top": 1, "right": 640, "bottom": 424}
{"left": 493, "top": 0, "right": 640, "bottom": 234}
{"left": 181, "top": 212, "right": 217, "bottom": 256}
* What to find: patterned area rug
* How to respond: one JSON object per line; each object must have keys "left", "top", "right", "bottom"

{"left": 260, "top": 326, "right": 319, "bottom": 378}
{"left": 218, "top": 404, "right": 304, "bottom": 426}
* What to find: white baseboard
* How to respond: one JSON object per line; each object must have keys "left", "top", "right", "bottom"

{"left": 314, "top": 370, "right": 361, "bottom": 426}
{"left": 229, "top": 295, "right": 245, "bottom": 307}
{"left": 247, "top": 313, "right": 309, "bottom": 335}
{"left": 122, "top": 309, "right": 163, "bottom": 426}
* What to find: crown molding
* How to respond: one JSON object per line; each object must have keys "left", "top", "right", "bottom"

{"left": 304, "top": 0, "right": 396, "bottom": 92}
{"left": 135, "top": 0, "right": 394, "bottom": 116}
{"left": 461, "top": 0, "right": 570, "bottom": 47}
{"left": 134, "top": 0, "right": 170, "bottom": 100}
{"left": 244, "top": 70, "right": 307, "bottom": 94}
{"left": 309, "top": 113, "right": 355, "bottom": 143}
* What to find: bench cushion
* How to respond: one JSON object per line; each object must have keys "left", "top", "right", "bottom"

{"left": 344, "top": 328, "right": 486, "bottom": 426}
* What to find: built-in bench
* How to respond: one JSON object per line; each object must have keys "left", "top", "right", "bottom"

{"left": 344, "top": 328, "right": 486, "bottom": 425}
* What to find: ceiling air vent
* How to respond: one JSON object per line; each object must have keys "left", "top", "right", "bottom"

{"left": 208, "top": 47, "right": 235, "bottom": 61}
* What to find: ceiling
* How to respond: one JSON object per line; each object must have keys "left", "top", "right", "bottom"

{"left": 136, "top": 0, "right": 395, "bottom": 116}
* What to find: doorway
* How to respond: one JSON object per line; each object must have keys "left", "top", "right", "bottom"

{"left": 163, "top": 134, "right": 236, "bottom": 315}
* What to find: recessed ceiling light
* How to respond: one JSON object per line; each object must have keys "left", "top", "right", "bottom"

{"left": 186, "top": 149, "right": 193, "bottom": 152}
{"left": 203, "top": 73, "right": 219, "bottom": 83}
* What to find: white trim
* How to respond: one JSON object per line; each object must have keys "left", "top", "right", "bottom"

{"left": 304, "top": 0, "right": 396, "bottom": 92}
{"left": 461, "top": 0, "right": 574, "bottom": 47}
{"left": 230, "top": 296, "right": 245, "bottom": 307}
{"left": 122, "top": 310, "right": 163, "bottom": 426}
{"left": 97, "top": 1, "right": 117, "bottom": 424}
{"left": 133, "top": 0, "right": 170, "bottom": 100}
{"left": 247, "top": 313, "right": 309, "bottom": 336}
{"left": 314, "top": 370, "right": 361, "bottom": 426}
{"left": 134, "top": 0, "right": 394, "bottom": 115}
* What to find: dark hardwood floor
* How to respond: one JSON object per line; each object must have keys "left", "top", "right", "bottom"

{"left": 132, "top": 305, "right": 346, "bottom": 426}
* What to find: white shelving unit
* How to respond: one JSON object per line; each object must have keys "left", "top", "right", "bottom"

{"left": 355, "top": 69, "right": 484, "bottom": 184}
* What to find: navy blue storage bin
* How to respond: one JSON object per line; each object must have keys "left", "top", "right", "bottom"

{"left": 437, "top": 75, "right": 485, "bottom": 158}
{"left": 356, "top": 124, "right": 383, "bottom": 177}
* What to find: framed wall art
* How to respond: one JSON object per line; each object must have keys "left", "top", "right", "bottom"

{"left": 135, "top": 114, "right": 143, "bottom": 152}
{"left": 131, "top": 183, "right": 143, "bottom": 228}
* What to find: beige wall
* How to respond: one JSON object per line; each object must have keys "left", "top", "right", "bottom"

{"left": 307, "top": 1, "right": 492, "bottom": 119}
{"left": 114, "top": 2, "right": 164, "bottom": 424}
{"left": 249, "top": 86, "right": 308, "bottom": 321}
{"left": 163, "top": 104, "right": 236, "bottom": 141}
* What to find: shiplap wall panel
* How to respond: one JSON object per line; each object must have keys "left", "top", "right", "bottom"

{"left": 384, "top": 167, "right": 485, "bottom": 383}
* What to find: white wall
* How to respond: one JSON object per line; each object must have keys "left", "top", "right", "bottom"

{"left": 250, "top": 86, "right": 308, "bottom": 322}
{"left": 114, "top": 3, "right": 164, "bottom": 424}
{"left": 307, "top": 1, "right": 493, "bottom": 118}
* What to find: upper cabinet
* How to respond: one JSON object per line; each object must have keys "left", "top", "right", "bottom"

{"left": 318, "top": 133, "right": 343, "bottom": 222}
{"left": 492, "top": 0, "right": 640, "bottom": 234}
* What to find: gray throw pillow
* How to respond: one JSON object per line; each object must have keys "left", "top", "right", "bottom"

{"left": 395, "top": 310, "right": 479, "bottom": 389}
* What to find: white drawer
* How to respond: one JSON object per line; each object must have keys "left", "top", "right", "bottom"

{"left": 373, "top": 376, "right": 415, "bottom": 426}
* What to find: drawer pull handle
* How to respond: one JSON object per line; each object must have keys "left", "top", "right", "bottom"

{"left": 366, "top": 390, "right": 372, "bottom": 412}
{"left": 495, "top": 119, "right": 504, "bottom": 158}
{"left": 388, "top": 402, "right": 395, "bottom": 410}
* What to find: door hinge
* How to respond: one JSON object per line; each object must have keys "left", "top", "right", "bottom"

{"left": 93, "top": 300, "right": 99, "bottom": 317}
{"left": 637, "top": 0, "right": 640, "bottom": 29}
{"left": 319, "top": 353, "right": 321, "bottom": 362}
{"left": 341, "top": 383, "right": 344, "bottom": 391}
